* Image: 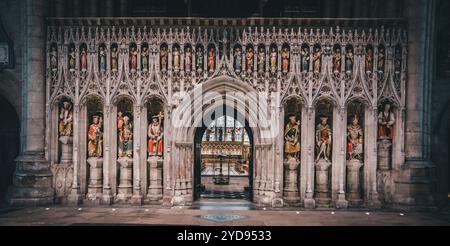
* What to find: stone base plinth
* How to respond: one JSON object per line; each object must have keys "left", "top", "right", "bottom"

{"left": 304, "top": 191, "right": 316, "bottom": 209}
{"left": 116, "top": 157, "right": 133, "bottom": 202}
{"left": 283, "top": 158, "right": 300, "bottom": 206}
{"left": 59, "top": 136, "right": 73, "bottom": 165}
{"left": 314, "top": 159, "right": 331, "bottom": 206}
{"left": 335, "top": 192, "right": 349, "bottom": 209}
{"left": 346, "top": 159, "right": 364, "bottom": 206}
{"left": 147, "top": 157, "right": 163, "bottom": 203}
{"left": 393, "top": 160, "right": 437, "bottom": 210}
{"left": 87, "top": 158, "right": 103, "bottom": 200}
{"left": 377, "top": 139, "right": 392, "bottom": 171}
{"left": 171, "top": 195, "right": 192, "bottom": 206}
{"left": 130, "top": 194, "right": 143, "bottom": 205}
{"left": 7, "top": 152, "right": 54, "bottom": 206}
{"left": 101, "top": 191, "right": 114, "bottom": 205}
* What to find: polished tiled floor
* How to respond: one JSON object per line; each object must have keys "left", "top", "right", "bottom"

{"left": 200, "top": 176, "right": 250, "bottom": 199}
{"left": 1, "top": 204, "right": 449, "bottom": 226}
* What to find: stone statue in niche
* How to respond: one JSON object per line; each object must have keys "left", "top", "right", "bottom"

{"left": 141, "top": 46, "right": 149, "bottom": 71}
{"left": 345, "top": 48, "right": 354, "bottom": 73}
{"left": 246, "top": 47, "right": 254, "bottom": 73}
{"left": 313, "top": 46, "right": 321, "bottom": 73}
{"left": 301, "top": 46, "right": 310, "bottom": 72}
{"left": 160, "top": 46, "right": 168, "bottom": 72}
{"left": 196, "top": 46, "right": 204, "bottom": 72}
{"left": 80, "top": 46, "right": 88, "bottom": 71}
{"left": 284, "top": 115, "right": 300, "bottom": 159}
{"left": 148, "top": 111, "right": 164, "bottom": 157}
{"left": 50, "top": 46, "right": 58, "bottom": 71}
{"left": 365, "top": 47, "right": 374, "bottom": 74}
{"left": 99, "top": 46, "right": 107, "bottom": 72}
{"left": 333, "top": 47, "right": 341, "bottom": 73}
{"left": 130, "top": 46, "right": 138, "bottom": 71}
{"left": 118, "top": 112, "right": 133, "bottom": 158}
{"left": 88, "top": 115, "right": 103, "bottom": 158}
{"left": 281, "top": 47, "right": 289, "bottom": 73}
{"left": 315, "top": 115, "right": 332, "bottom": 161}
{"left": 346, "top": 114, "right": 364, "bottom": 206}
{"left": 59, "top": 101, "right": 73, "bottom": 137}
{"left": 173, "top": 46, "right": 180, "bottom": 72}
{"left": 377, "top": 46, "right": 385, "bottom": 73}
{"left": 208, "top": 47, "right": 215, "bottom": 72}
{"left": 234, "top": 47, "right": 242, "bottom": 72}
{"left": 347, "top": 115, "right": 363, "bottom": 161}
{"left": 111, "top": 46, "right": 119, "bottom": 71}
{"left": 58, "top": 100, "right": 74, "bottom": 165}
{"left": 270, "top": 47, "right": 277, "bottom": 74}
{"left": 378, "top": 103, "right": 395, "bottom": 140}
{"left": 184, "top": 46, "right": 192, "bottom": 72}
{"left": 257, "top": 46, "right": 265, "bottom": 73}
{"left": 68, "top": 46, "right": 76, "bottom": 71}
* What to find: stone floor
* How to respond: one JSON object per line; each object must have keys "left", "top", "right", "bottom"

{"left": 200, "top": 176, "right": 251, "bottom": 199}
{"left": 1, "top": 200, "right": 449, "bottom": 226}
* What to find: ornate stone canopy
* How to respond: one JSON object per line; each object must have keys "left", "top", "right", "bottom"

{"left": 44, "top": 18, "right": 408, "bottom": 208}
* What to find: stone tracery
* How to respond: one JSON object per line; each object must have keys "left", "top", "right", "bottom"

{"left": 45, "top": 19, "right": 407, "bottom": 208}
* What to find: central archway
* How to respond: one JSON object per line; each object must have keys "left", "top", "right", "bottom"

{"left": 193, "top": 105, "right": 254, "bottom": 201}
{"left": 169, "top": 75, "right": 278, "bottom": 206}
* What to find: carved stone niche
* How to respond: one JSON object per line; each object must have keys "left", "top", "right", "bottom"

{"left": 283, "top": 157, "right": 300, "bottom": 206}
{"left": 116, "top": 157, "right": 133, "bottom": 202}
{"left": 147, "top": 156, "right": 163, "bottom": 203}
{"left": 376, "top": 101, "right": 395, "bottom": 171}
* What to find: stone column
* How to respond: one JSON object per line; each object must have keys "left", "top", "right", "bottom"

{"left": 334, "top": 108, "right": 348, "bottom": 208}
{"left": 395, "top": 0, "right": 437, "bottom": 208}
{"left": 303, "top": 107, "right": 316, "bottom": 208}
{"left": 131, "top": 105, "right": 143, "bottom": 205}
{"left": 8, "top": 0, "right": 54, "bottom": 206}
{"left": 367, "top": 108, "right": 382, "bottom": 208}
{"left": 162, "top": 107, "right": 172, "bottom": 206}
{"left": 101, "top": 104, "right": 113, "bottom": 204}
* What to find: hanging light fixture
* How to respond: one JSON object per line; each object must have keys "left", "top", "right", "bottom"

{"left": 0, "top": 15, "right": 13, "bottom": 69}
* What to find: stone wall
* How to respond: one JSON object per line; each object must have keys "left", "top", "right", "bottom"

{"left": 0, "top": 0, "right": 445, "bottom": 209}
{"left": 0, "top": 0, "right": 23, "bottom": 117}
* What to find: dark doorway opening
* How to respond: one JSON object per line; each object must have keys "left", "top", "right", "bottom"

{"left": 194, "top": 105, "right": 254, "bottom": 201}
{"left": 0, "top": 96, "right": 19, "bottom": 205}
